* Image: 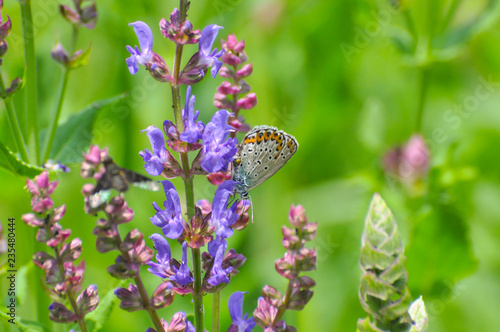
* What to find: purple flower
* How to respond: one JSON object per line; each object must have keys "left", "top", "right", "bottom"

{"left": 170, "top": 242, "right": 194, "bottom": 286}
{"left": 180, "top": 86, "right": 205, "bottom": 143}
{"left": 211, "top": 181, "right": 239, "bottom": 239}
{"left": 201, "top": 110, "right": 238, "bottom": 173}
{"left": 207, "top": 237, "right": 232, "bottom": 286}
{"left": 140, "top": 125, "right": 167, "bottom": 176}
{"left": 228, "top": 292, "right": 256, "bottom": 332}
{"left": 199, "top": 25, "right": 224, "bottom": 78}
{"left": 126, "top": 21, "right": 154, "bottom": 75}
{"left": 151, "top": 181, "right": 184, "bottom": 239}
{"left": 147, "top": 234, "right": 172, "bottom": 278}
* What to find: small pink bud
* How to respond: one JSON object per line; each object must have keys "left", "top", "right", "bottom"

{"left": 234, "top": 39, "right": 245, "bottom": 53}
{"left": 217, "top": 81, "right": 241, "bottom": 95}
{"left": 236, "top": 63, "right": 253, "bottom": 78}
{"left": 235, "top": 93, "right": 257, "bottom": 110}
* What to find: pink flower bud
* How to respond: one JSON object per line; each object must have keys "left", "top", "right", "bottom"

{"left": 236, "top": 63, "right": 253, "bottom": 78}
{"left": 235, "top": 93, "right": 257, "bottom": 110}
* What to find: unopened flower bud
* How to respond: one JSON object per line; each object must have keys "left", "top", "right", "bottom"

{"left": 77, "top": 284, "right": 99, "bottom": 315}
{"left": 115, "top": 284, "right": 144, "bottom": 311}
{"left": 235, "top": 93, "right": 257, "bottom": 110}
{"left": 48, "top": 302, "right": 78, "bottom": 323}
{"left": 51, "top": 42, "right": 70, "bottom": 65}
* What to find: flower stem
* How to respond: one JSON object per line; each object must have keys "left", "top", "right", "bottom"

{"left": 134, "top": 274, "right": 165, "bottom": 332}
{"left": 191, "top": 247, "right": 205, "bottom": 331}
{"left": 42, "top": 25, "right": 79, "bottom": 162}
{"left": 19, "top": 0, "right": 40, "bottom": 165}
{"left": 0, "top": 72, "right": 30, "bottom": 162}
{"left": 51, "top": 239, "right": 88, "bottom": 332}
{"left": 42, "top": 68, "right": 71, "bottom": 162}
{"left": 212, "top": 291, "right": 221, "bottom": 332}
{"left": 415, "top": 68, "right": 430, "bottom": 132}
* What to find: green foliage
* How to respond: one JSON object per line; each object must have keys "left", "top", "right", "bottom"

{"left": 48, "top": 94, "right": 127, "bottom": 164}
{"left": 0, "top": 141, "right": 43, "bottom": 177}
{"left": 85, "top": 282, "right": 125, "bottom": 331}
{"left": 358, "top": 193, "right": 412, "bottom": 332}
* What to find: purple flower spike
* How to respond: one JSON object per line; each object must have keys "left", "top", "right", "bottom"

{"left": 126, "top": 21, "right": 154, "bottom": 75}
{"left": 180, "top": 86, "right": 205, "bottom": 143}
{"left": 199, "top": 24, "right": 225, "bottom": 78}
{"left": 171, "top": 242, "right": 194, "bottom": 286}
{"left": 147, "top": 234, "right": 172, "bottom": 278}
{"left": 201, "top": 110, "right": 238, "bottom": 173}
{"left": 228, "top": 292, "right": 256, "bottom": 332}
{"left": 151, "top": 181, "right": 184, "bottom": 239}
{"left": 211, "top": 181, "right": 239, "bottom": 239}
{"left": 207, "top": 237, "right": 232, "bottom": 286}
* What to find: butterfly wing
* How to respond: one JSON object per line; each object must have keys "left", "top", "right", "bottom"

{"left": 122, "top": 169, "right": 161, "bottom": 191}
{"left": 237, "top": 126, "right": 298, "bottom": 191}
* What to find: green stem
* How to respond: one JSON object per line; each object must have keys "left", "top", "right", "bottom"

{"left": 19, "top": 0, "right": 40, "bottom": 165}
{"left": 415, "top": 68, "right": 430, "bottom": 132}
{"left": 134, "top": 275, "right": 165, "bottom": 332}
{"left": 42, "top": 68, "right": 71, "bottom": 161}
{"left": 212, "top": 291, "right": 221, "bottom": 332}
{"left": 0, "top": 72, "right": 30, "bottom": 162}
{"left": 42, "top": 25, "right": 79, "bottom": 162}
{"left": 170, "top": 1, "right": 204, "bottom": 330}
{"left": 42, "top": 68, "right": 70, "bottom": 162}
{"left": 191, "top": 247, "right": 204, "bottom": 331}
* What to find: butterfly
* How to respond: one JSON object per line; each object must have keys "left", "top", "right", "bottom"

{"left": 89, "top": 157, "right": 161, "bottom": 208}
{"left": 232, "top": 125, "right": 298, "bottom": 199}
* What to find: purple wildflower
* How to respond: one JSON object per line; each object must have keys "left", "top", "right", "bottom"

{"left": 199, "top": 25, "right": 224, "bottom": 78}
{"left": 147, "top": 234, "right": 172, "bottom": 279}
{"left": 170, "top": 242, "right": 194, "bottom": 286}
{"left": 126, "top": 21, "right": 154, "bottom": 75}
{"left": 211, "top": 181, "right": 239, "bottom": 239}
{"left": 140, "top": 125, "right": 168, "bottom": 176}
{"left": 207, "top": 237, "right": 232, "bottom": 286}
{"left": 228, "top": 292, "right": 256, "bottom": 332}
{"left": 201, "top": 110, "right": 238, "bottom": 173}
{"left": 151, "top": 181, "right": 184, "bottom": 239}
{"left": 180, "top": 86, "right": 205, "bottom": 143}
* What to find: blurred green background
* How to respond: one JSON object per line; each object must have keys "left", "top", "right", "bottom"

{"left": 1, "top": 0, "right": 500, "bottom": 331}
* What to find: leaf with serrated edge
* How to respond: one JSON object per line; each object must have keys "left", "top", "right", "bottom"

{"left": 0, "top": 141, "right": 44, "bottom": 177}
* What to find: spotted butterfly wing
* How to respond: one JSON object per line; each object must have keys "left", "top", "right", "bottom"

{"left": 232, "top": 126, "right": 298, "bottom": 198}
{"left": 89, "top": 157, "right": 160, "bottom": 208}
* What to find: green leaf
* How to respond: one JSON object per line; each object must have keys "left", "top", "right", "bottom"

{"left": 356, "top": 317, "right": 388, "bottom": 332}
{"left": 49, "top": 94, "right": 127, "bottom": 165}
{"left": 405, "top": 203, "right": 477, "bottom": 296}
{"left": 16, "top": 264, "right": 33, "bottom": 306}
{"left": 408, "top": 296, "right": 428, "bottom": 332}
{"left": 0, "top": 141, "right": 44, "bottom": 177}
{"left": 85, "top": 280, "right": 125, "bottom": 331}
{"left": 0, "top": 311, "right": 50, "bottom": 331}
{"left": 437, "top": 0, "right": 500, "bottom": 50}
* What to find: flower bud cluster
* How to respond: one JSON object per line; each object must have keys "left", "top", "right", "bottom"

{"left": 52, "top": 0, "right": 97, "bottom": 68}
{"left": 59, "top": 0, "right": 98, "bottom": 29}
{"left": 126, "top": 9, "right": 224, "bottom": 85}
{"left": 0, "top": 2, "right": 22, "bottom": 98}
{"left": 383, "top": 134, "right": 429, "bottom": 184}
{"left": 80, "top": 148, "right": 174, "bottom": 313}
{"left": 147, "top": 181, "right": 249, "bottom": 296}
{"left": 215, "top": 34, "right": 257, "bottom": 134}
{"left": 22, "top": 171, "right": 98, "bottom": 324}
{"left": 253, "top": 205, "right": 316, "bottom": 331}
